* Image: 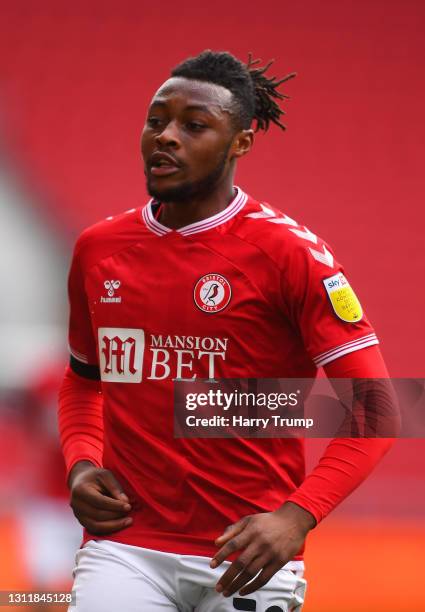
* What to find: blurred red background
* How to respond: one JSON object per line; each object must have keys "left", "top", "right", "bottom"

{"left": 0, "top": 2, "right": 424, "bottom": 610}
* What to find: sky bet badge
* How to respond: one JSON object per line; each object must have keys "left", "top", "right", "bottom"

{"left": 323, "top": 272, "right": 363, "bottom": 322}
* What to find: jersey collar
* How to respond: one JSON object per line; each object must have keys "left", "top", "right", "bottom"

{"left": 141, "top": 186, "right": 248, "bottom": 237}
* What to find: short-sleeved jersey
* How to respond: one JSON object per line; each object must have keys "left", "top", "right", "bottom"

{"left": 68, "top": 187, "right": 378, "bottom": 559}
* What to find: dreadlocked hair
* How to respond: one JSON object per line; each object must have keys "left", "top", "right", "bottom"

{"left": 171, "top": 50, "right": 296, "bottom": 132}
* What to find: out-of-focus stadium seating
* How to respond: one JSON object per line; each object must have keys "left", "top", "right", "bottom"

{"left": 0, "top": 3, "right": 424, "bottom": 610}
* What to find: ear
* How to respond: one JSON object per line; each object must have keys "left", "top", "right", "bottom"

{"left": 231, "top": 129, "right": 254, "bottom": 159}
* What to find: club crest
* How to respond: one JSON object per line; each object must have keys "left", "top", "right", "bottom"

{"left": 194, "top": 274, "right": 232, "bottom": 313}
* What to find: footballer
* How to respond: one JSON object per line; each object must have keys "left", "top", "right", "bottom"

{"left": 59, "top": 50, "right": 394, "bottom": 611}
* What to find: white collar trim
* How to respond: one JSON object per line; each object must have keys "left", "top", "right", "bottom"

{"left": 141, "top": 187, "right": 248, "bottom": 237}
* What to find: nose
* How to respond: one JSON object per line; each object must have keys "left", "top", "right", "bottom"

{"left": 155, "top": 120, "right": 180, "bottom": 148}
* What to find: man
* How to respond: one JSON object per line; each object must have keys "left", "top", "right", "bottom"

{"left": 59, "top": 50, "right": 393, "bottom": 611}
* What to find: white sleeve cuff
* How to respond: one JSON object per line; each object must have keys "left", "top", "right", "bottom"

{"left": 313, "top": 333, "right": 379, "bottom": 367}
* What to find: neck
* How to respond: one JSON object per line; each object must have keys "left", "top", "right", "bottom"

{"left": 157, "top": 178, "right": 236, "bottom": 230}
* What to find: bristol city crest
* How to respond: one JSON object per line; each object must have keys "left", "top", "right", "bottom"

{"left": 194, "top": 273, "right": 232, "bottom": 313}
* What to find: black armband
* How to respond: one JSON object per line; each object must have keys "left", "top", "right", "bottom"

{"left": 70, "top": 355, "right": 101, "bottom": 380}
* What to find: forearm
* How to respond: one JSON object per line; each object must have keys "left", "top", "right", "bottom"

{"left": 287, "top": 436, "right": 393, "bottom": 523}
{"left": 58, "top": 365, "right": 104, "bottom": 480}
{"left": 286, "top": 347, "right": 395, "bottom": 523}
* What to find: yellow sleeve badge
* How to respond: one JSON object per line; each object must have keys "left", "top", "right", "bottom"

{"left": 323, "top": 272, "right": 363, "bottom": 323}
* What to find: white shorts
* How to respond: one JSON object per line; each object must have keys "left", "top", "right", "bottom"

{"left": 69, "top": 540, "right": 306, "bottom": 612}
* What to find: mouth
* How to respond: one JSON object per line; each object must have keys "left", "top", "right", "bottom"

{"left": 149, "top": 152, "right": 181, "bottom": 177}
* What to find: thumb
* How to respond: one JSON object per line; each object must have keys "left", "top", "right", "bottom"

{"left": 98, "top": 470, "right": 129, "bottom": 503}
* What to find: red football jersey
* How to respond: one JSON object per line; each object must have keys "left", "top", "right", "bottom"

{"left": 67, "top": 187, "right": 378, "bottom": 558}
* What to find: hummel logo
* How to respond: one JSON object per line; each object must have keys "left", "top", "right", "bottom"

{"left": 101, "top": 280, "right": 122, "bottom": 303}
{"left": 104, "top": 280, "right": 120, "bottom": 296}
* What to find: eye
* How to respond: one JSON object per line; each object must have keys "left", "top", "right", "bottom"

{"left": 147, "top": 116, "right": 162, "bottom": 128}
{"left": 186, "top": 122, "right": 206, "bottom": 131}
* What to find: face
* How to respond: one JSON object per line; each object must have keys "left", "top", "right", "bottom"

{"left": 141, "top": 77, "right": 252, "bottom": 202}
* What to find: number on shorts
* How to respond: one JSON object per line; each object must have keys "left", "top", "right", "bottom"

{"left": 232, "top": 599, "right": 285, "bottom": 612}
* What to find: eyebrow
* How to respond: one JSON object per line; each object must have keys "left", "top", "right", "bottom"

{"left": 149, "top": 100, "right": 215, "bottom": 116}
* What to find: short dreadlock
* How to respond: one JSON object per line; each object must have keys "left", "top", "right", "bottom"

{"left": 171, "top": 50, "right": 296, "bottom": 132}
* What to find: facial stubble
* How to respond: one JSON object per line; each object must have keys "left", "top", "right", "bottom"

{"left": 146, "top": 143, "right": 231, "bottom": 204}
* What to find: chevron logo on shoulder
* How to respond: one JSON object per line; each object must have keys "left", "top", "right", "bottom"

{"left": 245, "top": 203, "right": 335, "bottom": 269}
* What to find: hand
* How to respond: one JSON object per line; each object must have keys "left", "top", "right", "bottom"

{"left": 69, "top": 460, "right": 133, "bottom": 535}
{"left": 210, "top": 502, "right": 315, "bottom": 597}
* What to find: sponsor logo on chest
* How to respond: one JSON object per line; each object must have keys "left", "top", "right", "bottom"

{"left": 98, "top": 328, "right": 228, "bottom": 383}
